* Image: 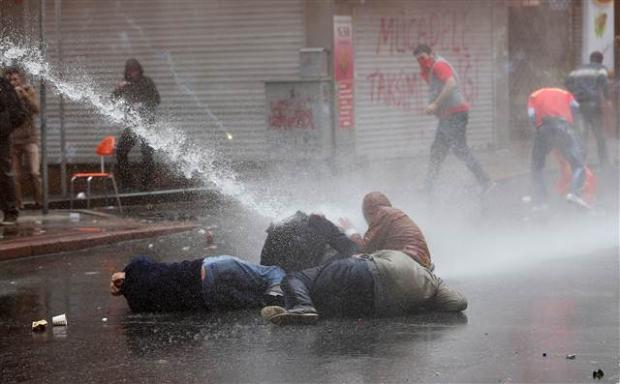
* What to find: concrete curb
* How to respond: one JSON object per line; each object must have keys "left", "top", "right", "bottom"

{"left": 0, "top": 223, "right": 196, "bottom": 262}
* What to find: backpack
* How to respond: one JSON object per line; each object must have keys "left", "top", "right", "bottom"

{"left": 0, "top": 77, "right": 28, "bottom": 138}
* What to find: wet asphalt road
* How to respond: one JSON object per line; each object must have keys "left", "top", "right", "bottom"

{"left": 1, "top": 181, "right": 619, "bottom": 383}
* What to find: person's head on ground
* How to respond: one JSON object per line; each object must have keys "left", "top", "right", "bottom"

{"left": 4, "top": 66, "right": 25, "bottom": 88}
{"left": 110, "top": 272, "right": 125, "bottom": 296}
{"left": 124, "top": 58, "right": 144, "bottom": 82}
{"left": 589, "top": 51, "right": 604, "bottom": 64}
{"left": 362, "top": 191, "right": 392, "bottom": 224}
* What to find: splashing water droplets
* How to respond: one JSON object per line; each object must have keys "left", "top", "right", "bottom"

{"left": 0, "top": 38, "right": 280, "bottom": 217}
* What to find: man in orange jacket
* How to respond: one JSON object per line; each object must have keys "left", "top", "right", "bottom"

{"left": 527, "top": 87, "right": 591, "bottom": 209}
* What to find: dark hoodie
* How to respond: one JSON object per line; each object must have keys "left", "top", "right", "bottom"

{"left": 260, "top": 211, "right": 359, "bottom": 272}
{"left": 121, "top": 256, "right": 204, "bottom": 312}
{"left": 112, "top": 58, "right": 160, "bottom": 119}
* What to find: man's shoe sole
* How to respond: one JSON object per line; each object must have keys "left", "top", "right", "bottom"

{"left": 269, "top": 312, "right": 319, "bottom": 326}
{"left": 260, "top": 306, "right": 287, "bottom": 321}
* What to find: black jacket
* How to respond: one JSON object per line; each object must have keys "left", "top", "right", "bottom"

{"left": 112, "top": 59, "right": 160, "bottom": 121}
{"left": 260, "top": 211, "right": 359, "bottom": 272}
{"left": 0, "top": 77, "right": 26, "bottom": 138}
{"left": 121, "top": 256, "right": 204, "bottom": 312}
{"left": 565, "top": 63, "right": 608, "bottom": 106}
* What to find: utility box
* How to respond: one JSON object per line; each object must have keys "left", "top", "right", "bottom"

{"left": 299, "top": 48, "right": 329, "bottom": 79}
{"left": 265, "top": 80, "right": 333, "bottom": 160}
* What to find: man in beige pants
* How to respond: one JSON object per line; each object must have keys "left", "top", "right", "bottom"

{"left": 5, "top": 67, "right": 41, "bottom": 209}
{"left": 262, "top": 250, "right": 467, "bottom": 325}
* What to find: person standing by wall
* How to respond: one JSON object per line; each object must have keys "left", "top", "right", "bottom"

{"left": 565, "top": 51, "right": 610, "bottom": 169}
{"left": 5, "top": 66, "right": 42, "bottom": 209}
{"left": 413, "top": 44, "right": 493, "bottom": 196}
{"left": 112, "top": 58, "right": 160, "bottom": 191}
{"left": 0, "top": 72, "right": 27, "bottom": 223}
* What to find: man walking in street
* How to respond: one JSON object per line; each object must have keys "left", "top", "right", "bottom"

{"left": 565, "top": 51, "right": 610, "bottom": 169}
{"left": 112, "top": 58, "right": 160, "bottom": 191}
{"left": 413, "top": 44, "right": 493, "bottom": 196}
{"left": 5, "top": 66, "right": 42, "bottom": 209}
{"left": 527, "top": 87, "right": 590, "bottom": 209}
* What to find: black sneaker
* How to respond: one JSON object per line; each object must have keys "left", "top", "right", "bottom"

{"left": 2, "top": 211, "right": 19, "bottom": 225}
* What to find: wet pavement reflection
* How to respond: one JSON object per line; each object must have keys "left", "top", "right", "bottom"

{"left": 1, "top": 205, "right": 618, "bottom": 383}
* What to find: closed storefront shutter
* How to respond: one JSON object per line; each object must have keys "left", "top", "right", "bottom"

{"left": 43, "top": 0, "right": 304, "bottom": 163}
{"left": 352, "top": 0, "right": 495, "bottom": 159}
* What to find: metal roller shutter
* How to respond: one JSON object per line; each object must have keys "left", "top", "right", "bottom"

{"left": 352, "top": 0, "right": 495, "bottom": 160}
{"left": 42, "top": 0, "right": 304, "bottom": 163}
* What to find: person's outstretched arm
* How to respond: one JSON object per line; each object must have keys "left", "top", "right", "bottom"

{"left": 309, "top": 214, "right": 360, "bottom": 257}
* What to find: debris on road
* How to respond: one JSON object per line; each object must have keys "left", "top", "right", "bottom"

{"left": 52, "top": 314, "right": 67, "bottom": 326}
{"left": 31, "top": 320, "right": 47, "bottom": 332}
{"left": 566, "top": 354, "right": 576, "bottom": 360}
{"left": 592, "top": 369, "right": 604, "bottom": 380}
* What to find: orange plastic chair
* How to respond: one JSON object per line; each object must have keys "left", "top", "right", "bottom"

{"left": 70, "top": 136, "right": 123, "bottom": 213}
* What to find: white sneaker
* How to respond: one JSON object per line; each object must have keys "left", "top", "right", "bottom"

{"left": 565, "top": 193, "right": 593, "bottom": 210}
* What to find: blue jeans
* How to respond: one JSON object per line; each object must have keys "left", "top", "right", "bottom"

{"left": 531, "top": 119, "right": 585, "bottom": 201}
{"left": 201, "top": 256, "right": 285, "bottom": 310}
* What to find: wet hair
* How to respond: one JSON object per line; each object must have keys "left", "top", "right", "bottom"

{"left": 413, "top": 44, "right": 432, "bottom": 56}
{"left": 124, "top": 58, "right": 144, "bottom": 80}
{"left": 590, "top": 51, "right": 604, "bottom": 64}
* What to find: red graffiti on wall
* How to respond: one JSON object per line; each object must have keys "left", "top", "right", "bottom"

{"left": 375, "top": 12, "right": 470, "bottom": 55}
{"left": 366, "top": 70, "right": 426, "bottom": 113}
{"left": 368, "top": 11, "right": 480, "bottom": 112}
{"left": 269, "top": 97, "right": 315, "bottom": 130}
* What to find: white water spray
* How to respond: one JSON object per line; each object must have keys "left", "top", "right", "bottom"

{"left": 0, "top": 38, "right": 283, "bottom": 217}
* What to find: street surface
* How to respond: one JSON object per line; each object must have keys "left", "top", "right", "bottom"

{"left": 1, "top": 171, "right": 619, "bottom": 383}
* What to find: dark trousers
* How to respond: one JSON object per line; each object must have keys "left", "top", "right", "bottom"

{"left": 531, "top": 119, "right": 585, "bottom": 201}
{"left": 116, "top": 128, "right": 154, "bottom": 190}
{"left": 424, "top": 111, "right": 490, "bottom": 192}
{"left": 282, "top": 258, "right": 375, "bottom": 318}
{"left": 0, "top": 137, "right": 18, "bottom": 216}
{"left": 580, "top": 103, "right": 609, "bottom": 168}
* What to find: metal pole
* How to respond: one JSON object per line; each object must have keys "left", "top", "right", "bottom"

{"left": 55, "top": 0, "right": 66, "bottom": 197}
{"left": 39, "top": 0, "right": 49, "bottom": 214}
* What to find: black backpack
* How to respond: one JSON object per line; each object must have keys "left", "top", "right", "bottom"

{"left": 0, "top": 77, "right": 28, "bottom": 138}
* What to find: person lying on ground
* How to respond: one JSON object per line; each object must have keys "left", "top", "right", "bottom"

{"left": 260, "top": 211, "right": 360, "bottom": 272}
{"left": 110, "top": 255, "right": 285, "bottom": 313}
{"left": 338, "top": 192, "right": 433, "bottom": 269}
{"left": 261, "top": 250, "right": 467, "bottom": 326}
